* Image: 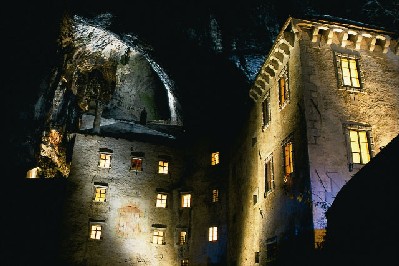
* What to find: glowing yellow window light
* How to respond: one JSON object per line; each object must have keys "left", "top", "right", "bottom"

{"left": 158, "top": 160, "right": 169, "bottom": 174}
{"left": 152, "top": 230, "right": 164, "bottom": 244}
{"left": 181, "top": 194, "right": 191, "bottom": 208}
{"left": 341, "top": 57, "right": 360, "bottom": 87}
{"left": 284, "top": 142, "right": 293, "bottom": 178}
{"left": 99, "top": 153, "right": 111, "bottom": 168}
{"left": 180, "top": 231, "right": 187, "bottom": 245}
{"left": 90, "top": 224, "right": 102, "bottom": 240}
{"left": 156, "top": 193, "right": 167, "bottom": 208}
{"left": 350, "top": 130, "right": 370, "bottom": 164}
{"left": 279, "top": 77, "right": 286, "bottom": 105}
{"left": 94, "top": 187, "right": 106, "bottom": 202}
{"left": 208, "top": 226, "right": 218, "bottom": 242}
{"left": 26, "top": 167, "right": 39, "bottom": 178}
{"left": 211, "top": 152, "right": 219, "bottom": 165}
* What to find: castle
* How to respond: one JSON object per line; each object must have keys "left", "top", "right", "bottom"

{"left": 26, "top": 16, "right": 399, "bottom": 265}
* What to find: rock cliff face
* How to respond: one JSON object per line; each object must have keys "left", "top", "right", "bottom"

{"left": 4, "top": 0, "right": 398, "bottom": 178}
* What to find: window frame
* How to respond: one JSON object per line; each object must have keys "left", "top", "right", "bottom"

{"left": 89, "top": 220, "right": 105, "bottom": 240}
{"left": 98, "top": 148, "right": 113, "bottom": 169}
{"left": 262, "top": 90, "right": 271, "bottom": 130}
{"left": 344, "top": 123, "right": 373, "bottom": 170}
{"left": 156, "top": 193, "right": 168, "bottom": 208}
{"left": 158, "top": 160, "right": 169, "bottom": 174}
{"left": 283, "top": 140, "right": 294, "bottom": 182}
{"left": 334, "top": 52, "right": 363, "bottom": 92}
{"left": 212, "top": 189, "right": 219, "bottom": 203}
{"left": 266, "top": 236, "right": 277, "bottom": 262}
{"left": 179, "top": 230, "right": 187, "bottom": 245}
{"left": 278, "top": 66, "right": 289, "bottom": 110}
{"left": 152, "top": 228, "right": 166, "bottom": 245}
{"left": 93, "top": 183, "right": 108, "bottom": 202}
{"left": 181, "top": 259, "right": 189, "bottom": 266}
{"left": 130, "top": 157, "right": 143, "bottom": 172}
{"left": 208, "top": 226, "right": 218, "bottom": 242}
{"left": 211, "top": 152, "right": 220, "bottom": 166}
{"left": 264, "top": 154, "right": 275, "bottom": 196}
{"left": 181, "top": 193, "right": 192, "bottom": 208}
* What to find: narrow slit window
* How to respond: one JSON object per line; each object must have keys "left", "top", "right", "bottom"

{"left": 211, "top": 152, "right": 220, "bottom": 165}
{"left": 262, "top": 92, "right": 271, "bottom": 128}
{"left": 212, "top": 189, "right": 219, "bottom": 203}
{"left": 179, "top": 231, "right": 187, "bottom": 245}
{"left": 283, "top": 142, "right": 294, "bottom": 179}
{"left": 265, "top": 155, "right": 274, "bottom": 194}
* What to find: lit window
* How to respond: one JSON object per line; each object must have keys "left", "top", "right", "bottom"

{"left": 262, "top": 91, "right": 271, "bottom": 128}
{"left": 98, "top": 153, "right": 112, "bottom": 168}
{"left": 335, "top": 53, "right": 362, "bottom": 90}
{"left": 265, "top": 155, "right": 274, "bottom": 194}
{"left": 90, "top": 224, "right": 102, "bottom": 240}
{"left": 94, "top": 185, "right": 107, "bottom": 202}
{"left": 283, "top": 142, "right": 293, "bottom": 181}
{"left": 349, "top": 129, "right": 371, "bottom": 164}
{"left": 152, "top": 229, "right": 165, "bottom": 245}
{"left": 181, "top": 193, "right": 191, "bottom": 208}
{"left": 278, "top": 66, "right": 289, "bottom": 109}
{"left": 181, "top": 259, "right": 189, "bottom": 266}
{"left": 156, "top": 193, "right": 167, "bottom": 208}
{"left": 212, "top": 189, "right": 219, "bottom": 203}
{"left": 179, "top": 231, "right": 187, "bottom": 245}
{"left": 130, "top": 157, "right": 143, "bottom": 172}
{"left": 208, "top": 226, "right": 218, "bottom": 242}
{"left": 158, "top": 160, "right": 169, "bottom": 174}
{"left": 211, "top": 152, "right": 220, "bottom": 165}
{"left": 26, "top": 167, "right": 40, "bottom": 178}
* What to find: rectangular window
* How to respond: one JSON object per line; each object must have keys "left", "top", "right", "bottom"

{"left": 283, "top": 142, "right": 294, "bottom": 181}
{"left": 158, "top": 160, "right": 169, "bottom": 174}
{"left": 156, "top": 193, "right": 167, "bottom": 208}
{"left": 181, "top": 193, "right": 191, "bottom": 208}
{"left": 212, "top": 189, "right": 219, "bottom": 202}
{"left": 90, "top": 224, "right": 102, "bottom": 240}
{"left": 262, "top": 91, "right": 271, "bottom": 128}
{"left": 335, "top": 52, "right": 362, "bottom": 90}
{"left": 130, "top": 157, "right": 143, "bottom": 172}
{"left": 94, "top": 185, "right": 107, "bottom": 202}
{"left": 152, "top": 229, "right": 165, "bottom": 245}
{"left": 265, "top": 155, "right": 274, "bottom": 195}
{"left": 99, "top": 153, "right": 112, "bottom": 168}
{"left": 266, "top": 236, "right": 277, "bottom": 262}
{"left": 179, "top": 231, "right": 187, "bottom": 245}
{"left": 255, "top": 251, "right": 260, "bottom": 263}
{"left": 181, "top": 259, "right": 189, "bottom": 266}
{"left": 278, "top": 66, "right": 289, "bottom": 109}
{"left": 209, "top": 226, "right": 218, "bottom": 242}
{"left": 211, "top": 152, "right": 220, "bottom": 165}
{"left": 345, "top": 123, "right": 373, "bottom": 167}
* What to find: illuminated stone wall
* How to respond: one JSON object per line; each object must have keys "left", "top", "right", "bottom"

{"left": 230, "top": 17, "right": 399, "bottom": 265}
{"left": 60, "top": 133, "right": 184, "bottom": 265}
